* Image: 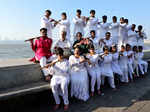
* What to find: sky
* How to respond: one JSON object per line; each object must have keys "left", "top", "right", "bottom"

{"left": 0, "top": 0, "right": 150, "bottom": 40}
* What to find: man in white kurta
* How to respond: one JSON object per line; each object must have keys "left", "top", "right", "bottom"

{"left": 127, "top": 24, "right": 138, "bottom": 47}
{"left": 109, "top": 16, "right": 119, "bottom": 45}
{"left": 137, "top": 25, "right": 147, "bottom": 47}
{"left": 55, "top": 31, "right": 71, "bottom": 49}
{"left": 50, "top": 59, "right": 70, "bottom": 107}
{"left": 85, "top": 10, "right": 99, "bottom": 37}
{"left": 100, "top": 32, "right": 113, "bottom": 49}
{"left": 40, "top": 10, "right": 55, "bottom": 38}
{"left": 57, "top": 12, "right": 71, "bottom": 40}
{"left": 98, "top": 15, "right": 111, "bottom": 39}
{"left": 90, "top": 30, "right": 101, "bottom": 53}
{"left": 119, "top": 17, "right": 127, "bottom": 48}
{"left": 73, "top": 9, "right": 86, "bottom": 41}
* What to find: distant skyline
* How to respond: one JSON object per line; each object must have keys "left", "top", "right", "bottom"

{"left": 0, "top": 0, "right": 150, "bottom": 40}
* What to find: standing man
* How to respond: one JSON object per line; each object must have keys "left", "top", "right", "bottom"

{"left": 137, "top": 25, "right": 147, "bottom": 47}
{"left": 41, "top": 10, "right": 55, "bottom": 38}
{"left": 110, "top": 16, "right": 120, "bottom": 45}
{"left": 85, "top": 10, "right": 99, "bottom": 37}
{"left": 73, "top": 9, "right": 86, "bottom": 41}
{"left": 56, "top": 12, "right": 71, "bottom": 40}
{"left": 119, "top": 17, "right": 127, "bottom": 48}
{"left": 127, "top": 24, "right": 138, "bottom": 47}
{"left": 98, "top": 15, "right": 111, "bottom": 39}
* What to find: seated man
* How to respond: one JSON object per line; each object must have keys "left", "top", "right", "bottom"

{"left": 55, "top": 31, "right": 72, "bottom": 58}
{"left": 30, "top": 28, "right": 53, "bottom": 81}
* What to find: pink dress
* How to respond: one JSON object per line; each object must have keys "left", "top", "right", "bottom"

{"left": 31, "top": 36, "right": 53, "bottom": 61}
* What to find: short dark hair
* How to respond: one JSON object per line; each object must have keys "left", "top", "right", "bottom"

{"left": 40, "top": 28, "right": 47, "bottom": 32}
{"left": 55, "top": 47, "right": 64, "bottom": 56}
{"left": 138, "top": 46, "right": 143, "bottom": 50}
{"left": 90, "top": 10, "right": 95, "bottom": 14}
{"left": 113, "top": 16, "right": 117, "bottom": 20}
{"left": 76, "top": 9, "right": 81, "bottom": 15}
{"left": 106, "top": 32, "right": 111, "bottom": 36}
{"left": 132, "top": 46, "right": 137, "bottom": 51}
{"left": 103, "top": 46, "right": 109, "bottom": 52}
{"left": 45, "top": 10, "right": 51, "bottom": 15}
{"left": 89, "top": 44, "right": 95, "bottom": 50}
{"left": 90, "top": 30, "right": 95, "bottom": 34}
{"left": 102, "top": 15, "right": 107, "bottom": 20}
{"left": 61, "top": 12, "right": 67, "bottom": 17}
{"left": 126, "top": 44, "right": 131, "bottom": 48}
{"left": 138, "top": 25, "right": 143, "bottom": 30}
{"left": 76, "top": 32, "right": 82, "bottom": 37}
{"left": 124, "top": 19, "right": 128, "bottom": 23}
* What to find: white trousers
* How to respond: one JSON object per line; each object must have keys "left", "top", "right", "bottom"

{"left": 51, "top": 76, "right": 69, "bottom": 105}
{"left": 120, "top": 66, "right": 129, "bottom": 83}
{"left": 101, "top": 76, "right": 116, "bottom": 89}
{"left": 36, "top": 56, "right": 52, "bottom": 76}
{"left": 139, "top": 61, "right": 148, "bottom": 75}
{"left": 88, "top": 69, "right": 101, "bottom": 92}
{"left": 128, "top": 62, "right": 134, "bottom": 80}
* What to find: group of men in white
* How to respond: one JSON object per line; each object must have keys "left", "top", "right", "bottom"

{"left": 38, "top": 9, "right": 148, "bottom": 110}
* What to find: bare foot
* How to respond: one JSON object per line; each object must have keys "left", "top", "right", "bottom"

{"left": 97, "top": 90, "right": 101, "bottom": 95}
{"left": 45, "top": 76, "right": 51, "bottom": 81}
{"left": 53, "top": 104, "right": 60, "bottom": 110}
{"left": 91, "top": 92, "right": 94, "bottom": 97}
{"left": 64, "top": 104, "right": 69, "bottom": 111}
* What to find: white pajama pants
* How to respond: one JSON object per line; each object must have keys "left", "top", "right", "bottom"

{"left": 88, "top": 68, "right": 101, "bottom": 92}
{"left": 36, "top": 56, "right": 52, "bottom": 76}
{"left": 101, "top": 75, "right": 115, "bottom": 89}
{"left": 139, "top": 61, "right": 148, "bottom": 75}
{"left": 128, "top": 62, "right": 134, "bottom": 80}
{"left": 120, "top": 66, "right": 128, "bottom": 83}
{"left": 51, "top": 76, "right": 69, "bottom": 105}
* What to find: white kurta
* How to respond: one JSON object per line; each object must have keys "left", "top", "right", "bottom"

{"left": 55, "top": 39, "right": 71, "bottom": 49}
{"left": 133, "top": 52, "right": 139, "bottom": 76}
{"left": 58, "top": 19, "right": 71, "bottom": 40}
{"left": 109, "top": 22, "right": 119, "bottom": 44}
{"left": 50, "top": 59, "right": 70, "bottom": 105}
{"left": 137, "top": 32, "right": 147, "bottom": 47}
{"left": 98, "top": 22, "right": 111, "bottom": 39}
{"left": 85, "top": 17, "right": 99, "bottom": 37}
{"left": 119, "top": 23, "right": 127, "bottom": 46}
{"left": 90, "top": 37, "right": 101, "bottom": 53}
{"left": 119, "top": 51, "right": 128, "bottom": 82}
{"left": 111, "top": 52, "right": 123, "bottom": 75}
{"left": 86, "top": 54, "right": 101, "bottom": 92}
{"left": 127, "top": 30, "right": 138, "bottom": 47}
{"left": 73, "top": 16, "right": 85, "bottom": 39}
{"left": 102, "top": 37, "right": 113, "bottom": 49}
{"left": 40, "top": 16, "right": 54, "bottom": 38}
{"left": 124, "top": 25, "right": 132, "bottom": 44}
{"left": 101, "top": 53, "right": 115, "bottom": 88}
{"left": 127, "top": 50, "right": 134, "bottom": 80}
{"left": 69, "top": 55, "right": 89, "bottom": 101}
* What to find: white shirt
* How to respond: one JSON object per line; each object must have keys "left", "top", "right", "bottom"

{"left": 55, "top": 39, "right": 71, "bottom": 49}
{"left": 73, "top": 16, "right": 85, "bottom": 37}
{"left": 86, "top": 17, "right": 99, "bottom": 36}
{"left": 58, "top": 19, "right": 71, "bottom": 39}
{"left": 98, "top": 22, "right": 111, "bottom": 38}
{"left": 40, "top": 16, "right": 54, "bottom": 37}
{"left": 127, "top": 30, "right": 138, "bottom": 46}
{"left": 137, "top": 31, "right": 147, "bottom": 46}
{"left": 110, "top": 22, "right": 119, "bottom": 37}
{"left": 103, "top": 37, "right": 113, "bottom": 48}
